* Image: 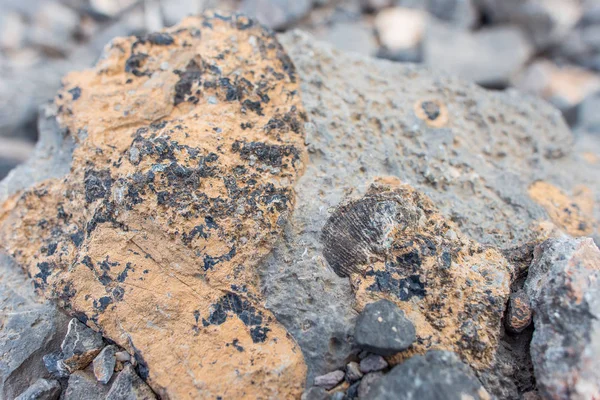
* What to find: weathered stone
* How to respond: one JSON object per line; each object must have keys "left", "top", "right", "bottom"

{"left": 61, "top": 318, "right": 104, "bottom": 372}
{"left": 354, "top": 299, "right": 416, "bottom": 356}
{"left": 345, "top": 361, "right": 363, "bottom": 382}
{"left": 369, "top": 351, "right": 490, "bottom": 399}
{"left": 525, "top": 237, "right": 600, "bottom": 399}
{"left": 106, "top": 364, "right": 156, "bottom": 400}
{"left": 505, "top": 290, "right": 532, "bottom": 334}
{"left": 14, "top": 378, "right": 61, "bottom": 400}
{"left": 43, "top": 352, "right": 69, "bottom": 379}
{"left": 0, "top": 13, "right": 307, "bottom": 399}
{"left": 424, "top": 22, "right": 533, "bottom": 88}
{"left": 115, "top": 351, "right": 131, "bottom": 363}
{"left": 359, "top": 354, "right": 388, "bottom": 373}
{"left": 0, "top": 252, "right": 70, "bottom": 400}
{"left": 93, "top": 345, "right": 117, "bottom": 384}
{"left": 63, "top": 369, "right": 111, "bottom": 400}
{"left": 357, "top": 371, "right": 383, "bottom": 399}
{"left": 314, "top": 370, "right": 345, "bottom": 390}
{"left": 240, "top": 0, "right": 312, "bottom": 29}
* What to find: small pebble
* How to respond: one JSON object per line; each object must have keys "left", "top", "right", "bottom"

{"left": 359, "top": 354, "right": 388, "bottom": 373}
{"left": 345, "top": 361, "right": 363, "bottom": 382}
{"left": 313, "top": 370, "right": 345, "bottom": 390}
{"left": 93, "top": 345, "right": 117, "bottom": 384}
{"left": 115, "top": 351, "right": 131, "bottom": 362}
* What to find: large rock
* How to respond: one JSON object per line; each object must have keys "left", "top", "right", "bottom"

{"left": 271, "top": 30, "right": 600, "bottom": 397}
{"left": 368, "top": 351, "right": 490, "bottom": 399}
{"left": 525, "top": 237, "right": 600, "bottom": 399}
{"left": 0, "top": 13, "right": 307, "bottom": 399}
{"left": 2, "top": 12, "right": 600, "bottom": 400}
{"left": 0, "top": 252, "right": 70, "bottom": 400}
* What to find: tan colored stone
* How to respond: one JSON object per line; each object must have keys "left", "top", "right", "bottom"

{"left": 0, "top": 12, "right": 307, "bottom": 399}
{"left": 528, "top": 181, "right": 597, "bottom": 237}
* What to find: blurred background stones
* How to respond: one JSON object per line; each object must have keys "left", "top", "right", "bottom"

{"left": 1, "top": 0, "right": 600, "bottom": 179}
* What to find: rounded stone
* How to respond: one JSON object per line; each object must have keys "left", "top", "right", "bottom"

{"left": 354, "top": 299, "right": 416, "bottom": 356}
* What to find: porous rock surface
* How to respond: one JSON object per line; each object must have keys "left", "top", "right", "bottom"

{"left": 525, "top": 237, "right": 600, "bottom": 399}
{"left": 367, "top": 350, "right": 491, "bottom": 400}
{"left": 0, "top": 12, "right": 600, "bottom": 400}
{"left": 0, "top": 12, "right": 307, "bottom": 399}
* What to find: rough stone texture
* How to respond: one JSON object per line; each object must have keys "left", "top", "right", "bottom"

{"left": 268, "top": 30, "right": 600, "bottom": 398}
{"left": 357, "top": 371, "right": 383, "bottom": 399}
{"left": 0, "top": 252, "right": 70, "bottom": 400}
{"left": 61, "top": 318, "right": 104, "bottom": 372}
{"left": 354, "top": 299, "right": 416, "bottom": 356}
{"left": 93, "top": 344, "right": 117, "bottom": 384}
{"left": 424, "top": 22, "right": 533, "bottom": 88}
{"left": 525, "top": 237, "right": 600, "bottom": 400}
{"left": 323, "top": 180, "right": 511, "bottom": 370}
{"left": 313, "top": 369, "right": 344, "bottom": 390}
{"left": 2, "top": 14, "right": 600, "bottom": 400}
{"left": 505, "top": 290, "right": 532, "bottom": 334}
{"left": 43, "top": 352, "right": 69, "bottom": 379}
{"left": 106, "top": 364, "right": 156, "bottom": 400}
{"left": 359, "top": 354, "right": 388, "bottom": 373}
{"left": 368, "top": 350, "right": 490, "bottom": 399}
{"left": 0, "top": 13, "right": 307, "bottom": 399}
{"left": 63, "top": 369, "right": 111, "bottom": 400}
{"left": 345, "top": 361, "right": 362, "bottom": 382}
{"left": 14, "top": 378, "right": 61, "bottom": 400}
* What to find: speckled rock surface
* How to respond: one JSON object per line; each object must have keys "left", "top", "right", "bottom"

{"left": 525, "top": 237, "right": 600, "bottom": 400}
{"left": 1, "top": 14, "right": 600, "bottom": 400}
{"left": 368, "top": 350, "right": 490, "bottom": 400}
{"left": 266, "top": 30, "right": 600, "bottom": 397}
{"left": 0, "top": 12, "right": 307, "bottom": 399}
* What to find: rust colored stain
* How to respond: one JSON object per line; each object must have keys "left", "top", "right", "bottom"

{"left": 0, "top": 12, "right": 307, "bottom": 399}
{"left": 528, "top": 181, "right": 597, "bottom": 237}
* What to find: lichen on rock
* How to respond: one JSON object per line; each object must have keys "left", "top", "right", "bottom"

{"left": 322, "top": 178, "right": 512, "bottom": 370}
{"left": 0, "top": 12, "right": 307, "bottom": 399}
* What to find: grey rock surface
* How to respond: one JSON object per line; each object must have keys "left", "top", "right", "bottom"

{"left": 314, "top": 370, "right": 345, "bottom": 390}
{"left": 359, "top": 354, "right": 388, "bottom": 373}
{"left": 368, "top": 350, "right": 490, "bottom": 399}
{"left": 576, "top": 91, "right": 600, "bottom": 135}
{"left": 240, "top": 0, "right": 313, "bottom": 30}
{"left": 424, "top": 22, "right": 533, "bottom": 88}
{"left": 271, "top": 30, "right": 600, "bottom": 397}
{"left": 93, "top": 345, "right": 117, "bottom": 384}
{"left": 63, "top": 369, "right": 111, "bottom": 400}
{"left": 357, "top": 371, "right": 383, "bottom": 399}
{"left": 0, "top": 252, "right": 70, "bottom": 400}
{"left": 14, "top": 378, "right": 61, "bottom": 400}
{"left": 354, "top": 299, "right": 416, "bottom": 356}
{"left": 476, "top": 0, "right": 581, "bottom": 50}
{"left": 345, "top": 361, "right": 363, "bottom": 382}
{"left": 43, "top": 352, "right": 69, "bottom": 379}
{"left": 525, "top": 237, "right": 600, "bottom": 399}
{"left": 61, "top": 318, "right": 104, "bottom": 372}
{"left": 105, "top": 364, "right": 157, "bottom": 400}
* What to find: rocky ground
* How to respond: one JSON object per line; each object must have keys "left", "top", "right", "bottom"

{"left": 0, "top": 2, "right": 599, "bottom": 400}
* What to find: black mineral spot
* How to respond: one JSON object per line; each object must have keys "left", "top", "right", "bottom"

{"left": 146, "top": 32, "right": 174, "bottom": 45}
{"left": 68, "top": 87, "right": 81, "bottom": 100}
{"left": 125, "top": 53, "right": 149, "bottom": 77}
{"left": 174, "top": 60, "right": 203, "bottom": 105}
{"left": 84, "top": 169, "right": 112, "bottom": 203}
{"left": 94, "top": 296, "right": 113, "bottom": 312}
{"left": 70, "top": 231, "right": 84, "bottom": 247}
{"left": 242, "top": 99, "right": 263, "bottom": 115}
{"left": 35, "top": 262, "right": 54, "bottom": 286}
{"left": 421, "top": 101, "right": 441, "bottom": 121}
